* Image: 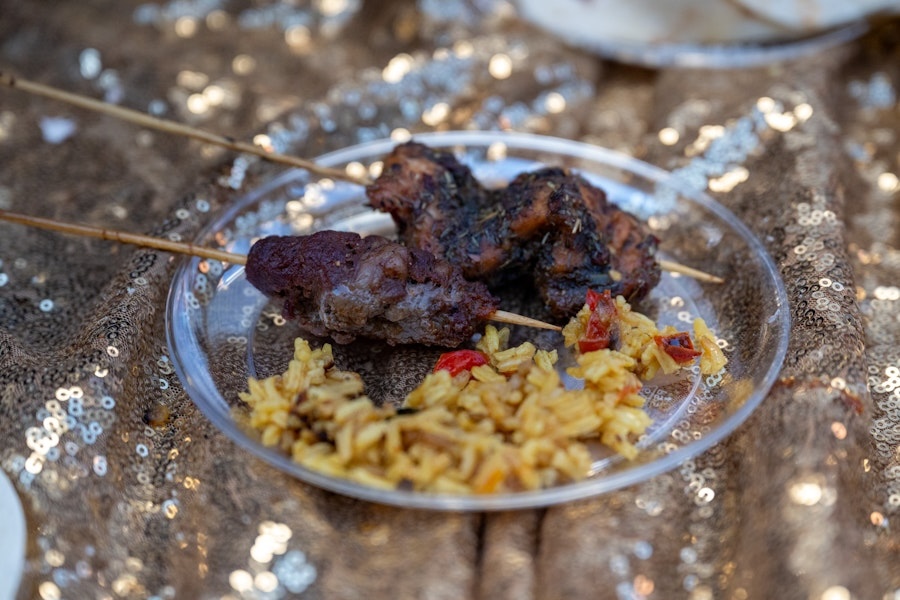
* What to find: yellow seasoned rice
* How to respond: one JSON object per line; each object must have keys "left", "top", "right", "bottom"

{"left": 562, "top": 295, "right": 727, "bottom": 380}
{"left": 240, "top": 296, "right": 727, "bottom": 494}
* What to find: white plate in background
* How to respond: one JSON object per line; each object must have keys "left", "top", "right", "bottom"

{"left": 0, "top": 471, "right": 25, "bottom": 600}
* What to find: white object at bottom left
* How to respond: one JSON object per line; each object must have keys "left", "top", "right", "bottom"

{"left": 0, "top": 471, "right": 25, "bottom": 600}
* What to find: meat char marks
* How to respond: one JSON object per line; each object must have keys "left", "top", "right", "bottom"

{"left": 245, "top": 231, "right": 499, "bottom": 347}
{"left": 367, "top": 141, "right": 661, "bottom": 320}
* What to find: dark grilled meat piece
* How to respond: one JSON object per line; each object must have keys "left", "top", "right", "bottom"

{"left": 366, "top": 140, "right": 492, "bottom": 260}
{"left": 245, "top": 231, "right": 500, "bottom": 347}
{"left": 367, "top": 141, "right": 660, "bottom": 319}
{"left": 506, "top": 168, "right": 660, "bottom": 317}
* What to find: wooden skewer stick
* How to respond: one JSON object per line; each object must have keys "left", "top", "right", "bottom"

{"left": 658, "top": 260, "right": 723, "bottom": 284}
{"left": 0, "top": 209, "right": 247, "bottom": 264}
{"left": 0, "top": 72, "right": 372, "bottom": 187}
{"left": 0, "top": 209, "right": 561, "bottom": 331}
{"left": 490, "top": 310, "right": 558, "bottom": 331}
{"left": 1, "top": 73, "right": 723, "bottom": 285}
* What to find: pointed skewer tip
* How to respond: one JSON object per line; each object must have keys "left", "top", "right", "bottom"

{"left": 490, "top": 309, "right": 561, "bottom": 331}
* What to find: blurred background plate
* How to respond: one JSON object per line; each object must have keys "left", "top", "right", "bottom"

{"left": 0, "top": 470, "right": 25, "bottom": 600}
{"left": 513, "top": 0, "right": 891, "bottom": 68}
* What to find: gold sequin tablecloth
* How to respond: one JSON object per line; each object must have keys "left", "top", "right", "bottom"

{"left": 1, "top": 2, "right": 900, "bottom": 599}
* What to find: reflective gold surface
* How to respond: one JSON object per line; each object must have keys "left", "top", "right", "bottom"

{"left": 0, "top": 2, "right": 898, "bottom": 598}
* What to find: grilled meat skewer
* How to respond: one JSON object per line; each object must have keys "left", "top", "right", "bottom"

{"left": 367, "top": 142, "right": 661, "bottom": 319}
{"left": 0, "top": 210, "right": 557, "bottom": 345}
{"left": 245, "top": 231, "right": 501, "bottom": 346}
{"left": 1, "top": 75, "right": 722, "bottom": 289}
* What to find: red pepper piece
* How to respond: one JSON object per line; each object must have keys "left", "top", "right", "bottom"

{"left": 654, "top": 332, "right": 701, "bottom": 363}
{"left": 585, "top": 289, "right": 604, "bottom": 311}
{"left": 579, "top": 310, "right": 612, "bottom": 353}
{"left": 578, "top": 290, "right": 618, "bottom": 353}
{"left": 433, "top": 349, "right": 489, "bottom": 376}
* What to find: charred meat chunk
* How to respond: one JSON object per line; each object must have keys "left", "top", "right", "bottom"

{"left": 366, "top": 140, "right": 492, "bottom": 260}
{"left": 505, "top": 168, "right": 660, "bottom": 316}
{"left": 367, "top": 141, "right": 660, "bottom": 319}
{"left": 245, "top": 230, "right": 500, "bottom": 347}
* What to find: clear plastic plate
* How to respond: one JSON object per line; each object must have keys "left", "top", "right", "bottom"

{"left": 166, "top": 131, "right": 790, "bottom": 510}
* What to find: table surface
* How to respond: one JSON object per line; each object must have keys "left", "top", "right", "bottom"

{"left": 1, "top": 2, "right": 899, "bottom": 599}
